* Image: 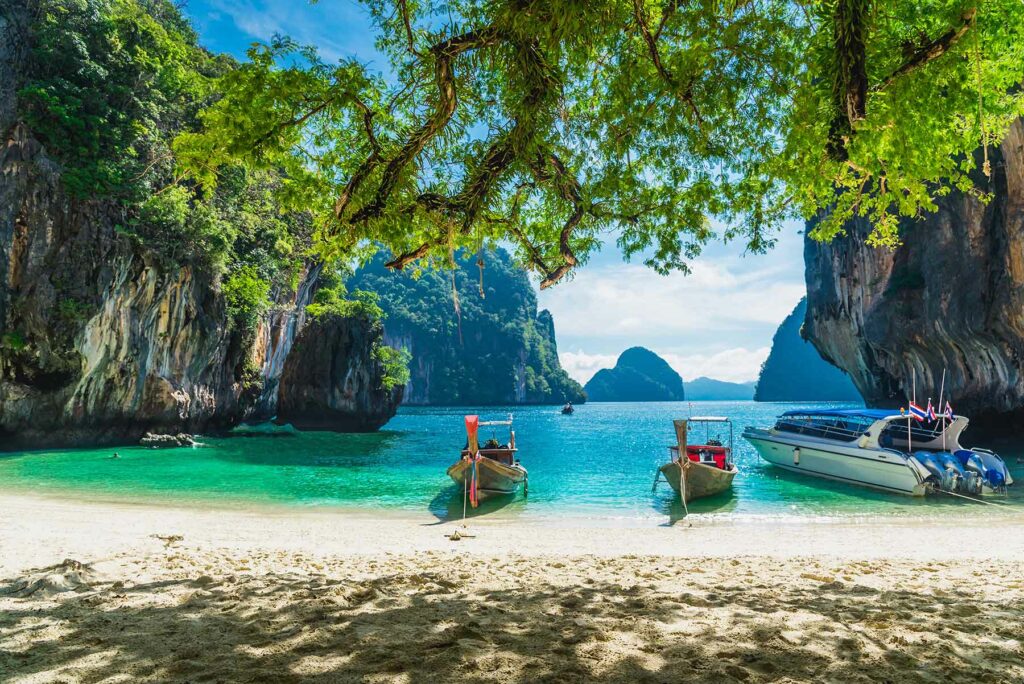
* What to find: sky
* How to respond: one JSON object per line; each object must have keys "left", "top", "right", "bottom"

{"left": 179, "top": 0, "right": 809, "bottom": 385}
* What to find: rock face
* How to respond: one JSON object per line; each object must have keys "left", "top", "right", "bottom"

{"left": 349, "top": 248, "right": 584, "bottom": 406}
{"left": 584, "top": 347, "right": 686, "bottom": 402}
{"left": 276, "top": 314, "right": 403, "bottom": 432}
{"left": 803, "top": 119, "right": 1024, "bottom": 427}
{"left": 140, "top": 433, "right": 196, "bottom": 448}
{"left": 0, "top": 5, "right": 399, "bottom": 448}
{"left": 755, "top": 298, "right": 861, "bottom": 402}
{"left": 686, "top": 377, "right": 756, "bottom": 401}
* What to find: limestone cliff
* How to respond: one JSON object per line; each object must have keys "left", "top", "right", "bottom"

{"left": 803, "top": 119, "right": 1024, "bottom": 427}
{"left": 755, "top": 298, "right": 861, "bottom": 402}
{"left": 0, "top": 3, "right": 398, "bottom": 448}
{"left": 276, "top": 313, "right": 404, "bottom": 432}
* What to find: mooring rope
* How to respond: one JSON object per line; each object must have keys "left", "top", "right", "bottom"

{"left": 679, "top": 460, "right": 689, "bottom": 516}
{"left": 939, "top": 488, "right": 1010, "bottom": 507}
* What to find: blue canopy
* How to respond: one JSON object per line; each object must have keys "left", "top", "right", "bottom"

{"left": 781, "top": 408, "right": 897, "bottom": 421}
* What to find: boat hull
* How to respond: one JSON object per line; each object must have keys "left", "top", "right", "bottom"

{"left": 744, "top": 430, "right": 927, "bottom": 496}
{"left": 659, "top": 460, "right": 737, "bottom": 503}
{"left": 447, "top": 457, "right": 527, "bottom": 498}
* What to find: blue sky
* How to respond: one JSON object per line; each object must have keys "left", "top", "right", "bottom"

{"left": 180, "top": 0, "right": 809, "bottom": 384}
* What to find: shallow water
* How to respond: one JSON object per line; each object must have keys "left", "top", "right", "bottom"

{"left": 1, "top": 401, "right": 1021, "bottom": 523}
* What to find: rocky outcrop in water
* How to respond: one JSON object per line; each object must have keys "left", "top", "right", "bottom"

{"left": 755, "top": 298, "right": 861, "bottom": 402}
{"left": 803, "top": 120, "right": 1024, "bottom": 427}
{"left": 276, "top": 313, "right": 404, "bottom": 432}
{"left": 140, "top": 433, "right": 196, "bottom": 448}
{"left": 584, "top": 347, "right": 685, "bottom": 402}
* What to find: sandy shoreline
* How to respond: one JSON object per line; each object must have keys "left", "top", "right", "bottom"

{"left": 2, "top": 492, "right": 1024, "bottom": 682}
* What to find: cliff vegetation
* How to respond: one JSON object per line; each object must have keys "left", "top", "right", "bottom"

{"left": 0, "top": 0, "right": 405, "bottom": 448}
{"left": 348, "top": 248, "right": 583, "bottom": 405}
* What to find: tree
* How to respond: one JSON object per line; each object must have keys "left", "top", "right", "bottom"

{"left": 174, "top": 0, "right": 1024, "bottom": 287}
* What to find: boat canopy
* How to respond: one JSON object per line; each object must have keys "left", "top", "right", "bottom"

{"left": 781, "top": 408, "right": 898, "bottom": 421}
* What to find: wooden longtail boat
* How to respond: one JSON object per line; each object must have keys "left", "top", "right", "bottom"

{"left": 655, "top": 417, "right": 738, "bottom": 510}
{"left": 447, "top": 415, "right": 527, "bottom": 507}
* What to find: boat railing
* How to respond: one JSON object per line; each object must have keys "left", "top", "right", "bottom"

{"left": 773, "top": 419, "right": 867, "bottom": 443}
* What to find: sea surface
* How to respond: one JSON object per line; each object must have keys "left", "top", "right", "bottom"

{"left": 1, "top": 401, "right": 1022, "bottom": 524}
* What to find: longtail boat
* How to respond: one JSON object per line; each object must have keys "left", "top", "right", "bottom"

{"left": 447, "top": 414, "right": 528, "bottom": 507}
{"left": 655, "top": 417, "right": 738, "bottom": 510}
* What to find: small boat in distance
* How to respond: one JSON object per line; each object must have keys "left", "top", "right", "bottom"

{"left": 447, "top": 414, "right": 528, "bottom": 507}
{"left": 655, "top": 417, "right": 738, "bottom": 509}
{"left": 561, "top": 402, "right": 574, "bottom": 415}
{"left": 743, "top": 408, "right": 1013, "bottom": 496}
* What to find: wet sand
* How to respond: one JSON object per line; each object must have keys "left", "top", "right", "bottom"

{"left": 2, "top": 493, "right": 1023, "bottom": 683}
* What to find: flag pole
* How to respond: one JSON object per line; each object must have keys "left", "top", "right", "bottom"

{"left": 937, "top": 368, "right": 947, "bottom": 452}
{"left": 910, "top": 370, "right": 916, "bottom": 452}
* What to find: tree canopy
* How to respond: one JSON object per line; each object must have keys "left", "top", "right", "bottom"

{"left": 174, "top": 0, "right": 1024, "bottom": 287}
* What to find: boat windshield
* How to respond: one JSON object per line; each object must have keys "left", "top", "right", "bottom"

{"left": 773, "top": 413, "right": 875, "bottom": 443}
{"left": 877, "top": 420, "right": 948, "bottom": 449}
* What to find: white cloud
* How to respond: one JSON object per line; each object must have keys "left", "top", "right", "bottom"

{"left": 538, "top": 221, "right": 807, "bottom": 373}
{"left": 559, "top": 350, "right": 619, "bottom": 385}
{"left": 542, "top": 258, "right": 804, "bottom": 347}
{"left": 560, "top": 346, "right": 770, "bottom": 385}
{"left": 662, "top": 347, "right": 771, "bottom": 383}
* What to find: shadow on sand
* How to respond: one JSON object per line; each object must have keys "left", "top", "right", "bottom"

{"left": 2, "top": 555, "right": 1023, "bottom": 683}
{"left": 653, "top": 489, "right": 739, "bottom": 524}
{"left": 426, "top": 485, "right": 522, "bottom": 523}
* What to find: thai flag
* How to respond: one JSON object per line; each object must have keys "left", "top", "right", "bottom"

{"left": 926, "top": 399, "right": 936, "bottom": 421}
{"left": 944, "top": 401, "right": 954, "bottom": 420}
{"left": 908, "top": 402, "right": 927, "bottom": 422}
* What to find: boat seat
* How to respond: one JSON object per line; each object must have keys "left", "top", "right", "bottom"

{"left": 686, "top": 445, "right": 727, "bottom": 469}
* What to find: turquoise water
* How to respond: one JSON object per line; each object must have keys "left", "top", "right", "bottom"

{"left": 1, "top": 401, "right": 1022, "bottom": 523}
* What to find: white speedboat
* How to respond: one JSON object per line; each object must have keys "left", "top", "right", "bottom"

{"left": 743, "top": 409, "right": 1013, "bottom": 497}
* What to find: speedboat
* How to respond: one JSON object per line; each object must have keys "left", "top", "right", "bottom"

{"left": 447, "top": 414, "right": 527, "bottom": 507}
{"left": 655, "top": 417, "right": 738, "bottom": 507}
{"left": 561, "top": 403, "right": 574, "bottom": 415}
{"left": 743, "top": 408, "right": 1013, "bottom": 496}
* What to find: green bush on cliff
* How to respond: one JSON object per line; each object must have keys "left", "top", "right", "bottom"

{"left": 374, "top": 345, "right": 411, "bottom": 391}
{"left": 223, "top": 266, "right": 270, "bottom": 331}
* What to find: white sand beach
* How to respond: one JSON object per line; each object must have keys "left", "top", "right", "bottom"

{"left": 2, "top": 493, "right": 1023, "bottom": 683}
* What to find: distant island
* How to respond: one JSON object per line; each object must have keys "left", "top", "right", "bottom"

{"left": 583, "top": 347, "right": 686, "bottom": 402}
{"left": 349, "top": 249, "right": 585, "bottom": 406}
{"left": 685, "top": 377, "right": 756, "bottom": 401}
{"left": 755, "top": 298, "right": 861, "bottom": 402}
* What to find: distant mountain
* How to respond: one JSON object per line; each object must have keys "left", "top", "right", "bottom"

{"left": 349, "top": 248, "right": 585, "bottom": 406}
{"left": 584, "top": 347, "right": 686, "bottom": 402}
{"left": 685, "top": 376, "right": 756, "bottom": 400}
{"left": 755, "top": 298, "right": 862, "bottom": 402}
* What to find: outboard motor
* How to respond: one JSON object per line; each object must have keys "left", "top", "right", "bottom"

{"left": 957, "top": 449, "right": 1011, "bottom": 493}
{"left": 938, "top": 452, "right": 967, "bottom": 492}
{"left": 914, "top": 452, "right": 946, "bottom": 488}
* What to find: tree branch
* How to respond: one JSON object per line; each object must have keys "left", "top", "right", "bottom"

{"left": 348, "top": 27, "right": 505, "bottom": 224}
{"left": 873, "top": 7, "right": 977, "bottom": 92}
{"left": 397, "top": 0, "right": 420, "bottom": 56}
